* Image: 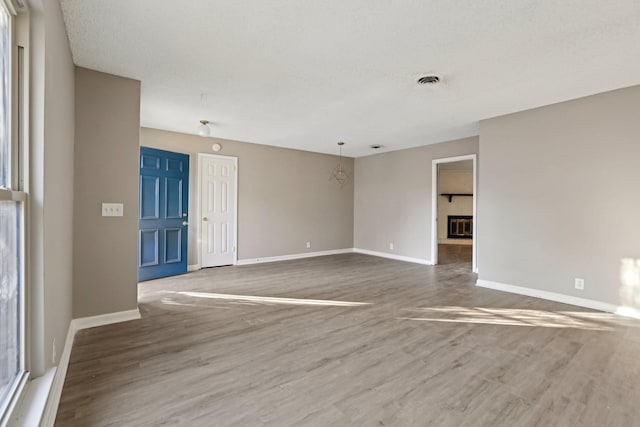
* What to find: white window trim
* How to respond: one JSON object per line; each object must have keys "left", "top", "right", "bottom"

{"left": 0, "top": 188, "right": 26, "bottom": 201}
{"left": 0, "top": 0, "right": 30, "bottom": 424}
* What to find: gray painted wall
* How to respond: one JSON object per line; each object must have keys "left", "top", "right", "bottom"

{"left": 354, "top": 137, "right": 478, "bottom": 261}
{"left": 140, "top": 128, "right": 354, "bottom": 262}
{"left": 73, "top": 68, "right": 140, "bottom": 318}
{"left": 27, "top": 0, "right": 75, "bottom": 374}
{"left": 479, "top": 85, "right": 640, "bottom": 310}
{"left": 42, "top": 0, "right": 75, "bottom": 371}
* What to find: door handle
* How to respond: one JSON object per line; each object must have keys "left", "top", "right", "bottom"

{"left": 182, "top": 221, "right": 189, "bottom": 226}
{"left": 203, "top": 217, "right": 208, "bottom": 221}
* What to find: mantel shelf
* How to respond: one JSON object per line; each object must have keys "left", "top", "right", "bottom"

{"left": 440, "top": 193, "right": 473, "bottom": 203}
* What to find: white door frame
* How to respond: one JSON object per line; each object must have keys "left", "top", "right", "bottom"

{"left": 196, "top": 153, "right": 239, "bottom": 267}
{"left": 431, "top": 154, "right": 477, "bottom": 273}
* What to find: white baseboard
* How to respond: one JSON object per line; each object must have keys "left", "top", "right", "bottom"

{"left": 40, "top": 324, "right": 75, "bottom": 427}
{"left": 476, "top": 279, "right": 640, "bottom": 320}
{"left": 72, "top": 308, "right": 141, "bottom": 330}
{"left": 353, "top": 248, "right": 433, "bottom": 266}
{"left": 40, "top": 308, "right": 141, "bottom": 426}
{"left": 236, "top": 248, "right": 354, "bottom": 265}
{"left": 187, "top": 264, "right": 200, "bottom": 272}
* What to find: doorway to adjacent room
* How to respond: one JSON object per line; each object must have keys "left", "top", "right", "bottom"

{"left": 431, "top": 154, "right": 477, "bottom": 271}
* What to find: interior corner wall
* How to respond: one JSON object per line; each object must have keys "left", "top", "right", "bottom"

{"left": 27, "top": 0, "right": 75, "bottom": 376}
{"left": 73, "top": 67, "right": 140, "bottom": 318}
{"left": 139, "top": 128, "right": 354, "bottom": 263}
{"left": 353, "top": 137, "right": 478, "bottom": 262}
{"left": 40, "top": 0, "right": 75, "bottom": 371}
{"left": 478, "top": 85, "right": 640, "bottom": 310}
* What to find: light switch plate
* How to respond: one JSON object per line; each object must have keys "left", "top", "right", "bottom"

{"left": 102, "top": 203, "right": 124, "bottom": 217}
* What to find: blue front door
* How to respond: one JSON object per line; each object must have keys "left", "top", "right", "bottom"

{"left": 138, "top": 147, "right": 189, "bottom": 282}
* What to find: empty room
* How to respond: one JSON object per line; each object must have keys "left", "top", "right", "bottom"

{"left": 1, "top": 0, "right": 640, "bottom": 426}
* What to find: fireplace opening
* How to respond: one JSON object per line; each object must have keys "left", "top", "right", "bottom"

{"left": 447, "top": 215, "right": 473, "bottom": 239}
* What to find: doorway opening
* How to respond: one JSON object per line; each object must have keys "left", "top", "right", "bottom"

{"left": 431, "top": 154, "right": 477, "bottom": 272}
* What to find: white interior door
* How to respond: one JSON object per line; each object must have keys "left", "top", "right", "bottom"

{"left": 199, "top": 154, "right": 237, "bottom": 267}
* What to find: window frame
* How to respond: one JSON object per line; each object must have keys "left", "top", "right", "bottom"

{"left": 0, "top": 192, "right": 29, "bottom": 426}
{"left": 0, "top": 0, "right": 29, "bottom": 423}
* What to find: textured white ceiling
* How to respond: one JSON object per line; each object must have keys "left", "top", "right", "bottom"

{"left": 59, "top": 0, "right": 640, "bottom": 157}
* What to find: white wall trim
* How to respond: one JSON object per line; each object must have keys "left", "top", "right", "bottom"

{"left": 40, "top": 323, "right": 75, "bottom": 427}
{"left": 8, "top": 368, "right": 54, "bottom": 427}
{"left": 39, "top": 308, "right": 141, "bottom": 426}
{"left": 476, "top": 279, "right": 640, "bottom": 320}
{"left": 187, "top": 264, "right": 200, "bottom": 272}
{"left": 353, "top": 248, "right": 433, "bottom": 266}
{"left": 71, "top": 308, "right": 141, "bottom": 331}
{"left": 237, "top": 248, "right": 354, "bottom": 265}
{"left": 2, "top": 372, "right": 29, "bottom": 427}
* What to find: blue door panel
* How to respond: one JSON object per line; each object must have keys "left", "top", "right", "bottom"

{"left": 141, "top": 153, "right": 161, "bottom": 170}
{"left": 166, "top": 157, "right": 184, "bottom": 173}
{"left": 165, "top": 177, "right": 183, "bottom": 219}
{"left": 164, "top": 228, "right": 182, "bottom": 263}
{"left": 140, "top": 175, "right": 160, "bottom": 219}
{"left": 140, "top": 229, "right": 159, "bottom": 266}
{"left": 138, "top": 147, "right": 189, "bottom": 282}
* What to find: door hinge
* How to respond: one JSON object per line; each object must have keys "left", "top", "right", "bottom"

{"left": 233, "top": 246, "right": 236, "bottom": 253}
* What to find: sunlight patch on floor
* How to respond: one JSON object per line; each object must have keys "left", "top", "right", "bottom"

{"left": 163, "top": 291, "right": 372, "bottom": 307}
{"left": 398, "top": 306, "right": 617, "bottom": 330}
{"left": 159, "top": 298, "right": 234, "bottom": 309}
{"left": 157, "top": 292, "right": 627, "bottom": 330}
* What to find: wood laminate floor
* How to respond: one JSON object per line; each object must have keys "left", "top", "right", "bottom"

{"left": 56, "top": 246, "right": 640, "bottom": 426}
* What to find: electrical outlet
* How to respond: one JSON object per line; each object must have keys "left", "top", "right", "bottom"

{"left": 102, "top": 202, "right": 124, "bottom": 217}
{"left": 306, "top": 241, "right": 311, "bottom": 249}
{"left": 52, "top": 339, "right": 57, "bottom": 364}
{"left": 389, "top": 243, "right": 394, "bottom": 250}
{"left": 574, "top": 278, "right": 585, "bottom": 290}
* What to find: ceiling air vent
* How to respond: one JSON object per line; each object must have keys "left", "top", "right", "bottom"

{"left": 417, "top": 75, "right": 440, "bottom": 85}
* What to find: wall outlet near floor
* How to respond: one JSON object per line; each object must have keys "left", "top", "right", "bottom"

{"left": 389, "top": 243, "right": 394, "bottom": 250}
{"left": 306, "top": 241, "right": 311, "bottom": 249}
{"left": 574, "top": 278, "right": 585, "bottom": 290}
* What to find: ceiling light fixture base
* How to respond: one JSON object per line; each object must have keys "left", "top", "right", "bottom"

{"left": 198, "top": 119, "right": 211, "bottom": 137}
